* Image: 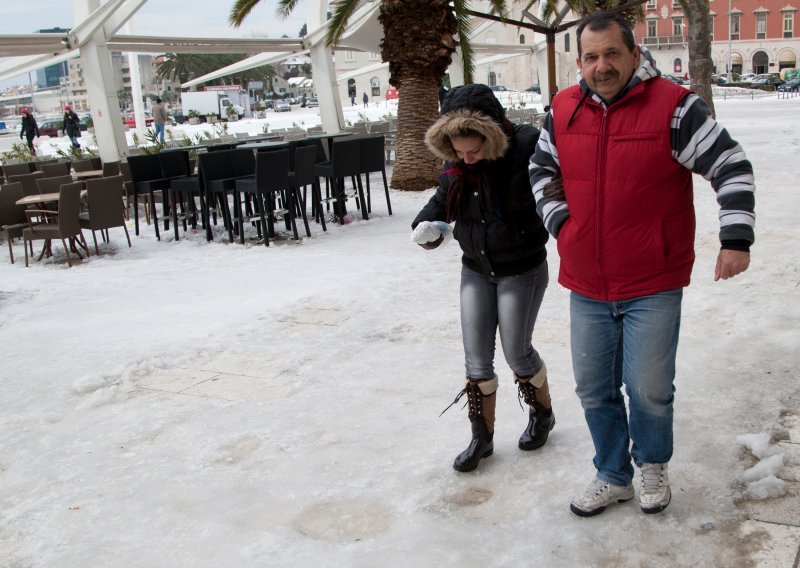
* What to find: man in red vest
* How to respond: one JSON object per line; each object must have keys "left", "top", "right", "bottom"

{"left": 529, "top": 10, "right": 755, "bottom": 517}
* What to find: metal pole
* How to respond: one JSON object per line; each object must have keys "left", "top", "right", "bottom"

{"left": 728, "top": 0, "right": 733, "bottom": 83}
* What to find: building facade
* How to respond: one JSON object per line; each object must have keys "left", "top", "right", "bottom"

{"left": 636, "top": 0, "right": 799, "bottom": 77}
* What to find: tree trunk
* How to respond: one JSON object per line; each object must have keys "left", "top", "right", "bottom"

{"left": 683, "top": 0, "right": 716, "bottom": 117}
{"left": 389, "top": 77, "right": 442, "bottom": 191}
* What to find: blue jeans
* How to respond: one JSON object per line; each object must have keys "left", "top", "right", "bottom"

{"left": 154, "top": 123, "right": 165, "bottom": 143}
{"left": 460, "top": 262, "right": 548, "bottom": 380}
{"left": 570, "top": 289, "right": 682, "bottom": 486}
{"left": 69, "top": 135, "right": 80, "bottom": 148}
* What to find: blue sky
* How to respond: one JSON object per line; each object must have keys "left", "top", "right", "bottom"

{"left": 0, "top": 0, "right": 308, "bottom": 88}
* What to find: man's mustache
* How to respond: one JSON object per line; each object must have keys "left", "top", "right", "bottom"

{"left": 594, "top": 71, "right": 619, "bottom": 82}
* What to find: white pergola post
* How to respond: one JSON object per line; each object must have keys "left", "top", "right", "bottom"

{"left": 74, "top": 0, "right": 127, "bottom": 162}
{"left": 307, "top": 0, "right": 344, "bottom": 133}
{"left": 448, "top": 48, "right": 466, "bottom": 88}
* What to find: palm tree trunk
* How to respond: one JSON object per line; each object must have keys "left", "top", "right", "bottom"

{"left": 684, "top": 0, "right": 716, "bottom": 117}
{"left": 390, "top": 76, "right": 442, "bottom": 191}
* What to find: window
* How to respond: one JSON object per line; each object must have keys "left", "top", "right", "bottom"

{"left": 519, "top": 34, "right": 526, "bottom": 44}
{"left": 564, "top": 33, "right": 570, "bottom": 53}
{"left": 710, "top": 15, "right": 715, "bottom": 39}
{"left": 648, "top": 19, "right": 657, "bottom": 37}
{"left": 344, "top": 50, "right": 356, "bottom": 62}
{"left": 646, "top": 0, "right": 656, "bottom": 9}
{"left": 672, "top": 0, "right": 680, "bottom": 8}
{"left": 368, "top": 52, "right": 380, "bottom": 61}
{"left": 370, "top": 77, "right": 380, "bottom": 98}
{"left": 756, "top": 13, "right": 767, "bottom": 39}
{"left": 783, "top": 12, "right": 794, "bottom": 38}
{"left": 672, "top": 17, "right": 684, "bottom": 36}
{"left": 731, "top": 13, "right": 740, "bottom": 40}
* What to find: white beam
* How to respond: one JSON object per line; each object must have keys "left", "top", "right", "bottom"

{"left": 181, "top": 50, "right": 307, "bottom": 89}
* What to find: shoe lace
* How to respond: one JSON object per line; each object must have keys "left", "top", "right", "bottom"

{"left": 439, "top": 386, "right": 468, "bottom": 417}
{"left": 640, "top": 465, "right": 664, "bottom": 494}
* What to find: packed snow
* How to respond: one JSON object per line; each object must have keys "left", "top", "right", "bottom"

{"left": 1, "top": 93, "right": 798, "bottom": 567}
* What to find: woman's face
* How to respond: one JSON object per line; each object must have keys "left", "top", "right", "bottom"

{"left": 451, "top": 136, "right": 486, "bottom": 164}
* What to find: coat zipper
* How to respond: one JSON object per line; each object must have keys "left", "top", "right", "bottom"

{"left": 595, "top": 107, "right": 609, "bottom": 300}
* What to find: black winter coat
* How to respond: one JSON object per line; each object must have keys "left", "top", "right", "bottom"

{"left": 412, "top": 86, "right": 548, "bottom": 277}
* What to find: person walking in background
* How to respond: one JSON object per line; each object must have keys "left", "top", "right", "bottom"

{"left": 62, "top": 106, "right": 81, "bottom": 149}
{"left": 19, "top": 108, "right": 39, "bottom": 156}
{"left": 529, "top": 10, "right": 755, "bottom": 517}
{"left": 362, "top": 92, "right": 369, "bottom": 108}
{"left": 413, "top": 84, "right": 555, "bottom": 473}
{"left": 151, "top": 97, "right": 167, "bottom": 143}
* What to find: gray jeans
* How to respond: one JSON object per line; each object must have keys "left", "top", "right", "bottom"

{"left": 460, "top": 261, "right": 549, "bottom": 380}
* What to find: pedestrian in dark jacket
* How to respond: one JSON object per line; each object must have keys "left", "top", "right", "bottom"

{"left": 62, "top": 105, "right": 81, "bottom": 148}
{"left": 412, "top": 83, "right": 554, "bottom": 473}
{"left": 19, "top": 108, "right": 39, "bottom": 155}
{"left": 362, "top": 92, "right": 369, "bottom": 108}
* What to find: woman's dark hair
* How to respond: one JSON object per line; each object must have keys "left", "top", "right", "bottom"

{"left": 576, "top": 11, "right": 636, "bottom": 58}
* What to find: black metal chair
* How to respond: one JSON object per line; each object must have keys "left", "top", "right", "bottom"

{"left": 233, "top": 149, "right": 300, "bottom": 245}
{"left": 197, "top": 151, "right": 239, "bottom": 242}
{"left": 127, "top": 154, "right": 169, "bottom": 239}
{"left": 8, "top": 171, "right": 45, "bottom": 197}
{"left": 290, "top": 144, "right": 323, "bottom": 233}
{"left": 314, "top": 137, "right": 368, "bottom": 224}
{"left": 359, "top": 135, "right": 393, "bottom": 216}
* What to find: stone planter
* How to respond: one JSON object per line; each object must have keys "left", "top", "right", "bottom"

{"left": 188, "top": 117, "right": 199, "bottom": 125}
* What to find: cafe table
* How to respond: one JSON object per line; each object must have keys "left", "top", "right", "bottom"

{"left": 71, "top": 169, "right": 104, "bottom": 180}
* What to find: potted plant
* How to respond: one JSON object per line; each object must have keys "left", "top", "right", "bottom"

{"left": 226, "top": 104, "right": 239, "bottom": 122}
{"left": 187, "top": 110, "right": 200, "bottom": 125}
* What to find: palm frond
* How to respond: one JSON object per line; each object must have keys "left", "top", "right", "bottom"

{"left": 229, "top": 0, "right": 262, "bottom": 27}
{"left": 276, "top": 0, "right": 303, "bottom": 19}
{"left": 484, "top": 0, "right": 510, "bottom": 19}
{"left": 452, "top": 0, "right": 475, "bottom": 84}
{"left": 324, "top": 0, "right": 361, "bottom": 47}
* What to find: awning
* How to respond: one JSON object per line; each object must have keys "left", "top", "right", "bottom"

{"left": 731, "top": 52, "right": 743, "bottom": 65}
{"left": 778, "top": 49, "right": 797, "bottom": 64}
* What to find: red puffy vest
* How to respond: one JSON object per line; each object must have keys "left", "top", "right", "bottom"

{"left": 552, "top": 79, "right": 694, "bottom": 301}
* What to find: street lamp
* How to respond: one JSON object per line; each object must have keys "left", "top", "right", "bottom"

{"left": 728, "top": 0, "right": 733, "bottom": 83}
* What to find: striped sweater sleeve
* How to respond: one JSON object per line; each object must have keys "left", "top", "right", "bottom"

{"left": 528, "top": 111, "right": 569, "bottom": 237}
{"left": 671, "top": 94, "right": 756, "bottom": 247}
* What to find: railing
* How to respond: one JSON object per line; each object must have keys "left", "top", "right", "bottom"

{"left": 642, "top": 35, "right": 687, "bottom": 47}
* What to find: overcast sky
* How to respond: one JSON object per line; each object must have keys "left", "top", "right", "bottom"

{"left": 0, "top": 0, "right": 308, "bottom": 88}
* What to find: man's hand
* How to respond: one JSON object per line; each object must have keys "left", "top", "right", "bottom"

{"left": 715, "top": 249, "right": 750, "bottom": 281}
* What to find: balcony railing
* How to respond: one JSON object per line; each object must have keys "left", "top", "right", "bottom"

{"left": 643, "top": 35, "right": 687, "bottom": 46}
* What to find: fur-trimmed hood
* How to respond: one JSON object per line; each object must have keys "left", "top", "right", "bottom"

{"left": 425, "top": 84, "right": 509, "bottom": 163}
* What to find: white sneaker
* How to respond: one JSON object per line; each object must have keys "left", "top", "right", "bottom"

{"left": 570, "top": 478, "right": 635, "bottom": 517}
{"left": 639, "top": 463, "right": 671, "bottom": 514}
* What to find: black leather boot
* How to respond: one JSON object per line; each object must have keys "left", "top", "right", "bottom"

{"left": 453, "top": 417, "right": 494, "bottom": 472}
{"left": 518, "top": 401, "right": 555, "bottom": 450}
{"left": 516, "top": 372, "right": 555, "bottom": 451}
{"left": 449, "top": 380, "right": 496, "bottom": 472}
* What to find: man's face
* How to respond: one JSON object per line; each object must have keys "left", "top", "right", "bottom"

{"left": 577, "top": 23, "right": 640, "bottom": 101}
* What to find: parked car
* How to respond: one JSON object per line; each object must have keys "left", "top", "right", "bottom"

{"left": 489, "top": 85, "right": 516, "bottom": 92}
{"left": 525, "top": 84, "right": 541, "bottom": 93}
{"left": 662, "top": 74, "right": 686, "bottom": 85}
{"left": 752, "top": 74, "right": 785, "bottom": 88}
{"left": 79, "top": 115, "right": 92, "bottom": 131}
{"left": 274, "top": 100, "right": 291, "bottom": 113}
{"left": 122, "top": 112, "right": 154, "bottom": 128}
{"left": 306, "top": 97, "right": 319, "bottom": 108}
{"left": 171, "top": 110, "right": 188, "bottom": 125}
{"left": 777, "top": 78, "right": 800, "bottom": 92}
{"left": 739, "top": 73, "right": 757, "bottom": 83}
{"left": 37, "top": 119, "right": 63, "bottom": 137}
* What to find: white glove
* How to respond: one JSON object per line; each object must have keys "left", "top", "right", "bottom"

{"left": 412, "top": 221, "right": 453, "bottom": 249}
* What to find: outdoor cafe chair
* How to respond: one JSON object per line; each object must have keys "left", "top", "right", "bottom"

{"left": 38, "top": 162, "right": 71, "bottom": 178}
{"left": 290, "top": 144, "right": 323, "bottom": 233}
{"left": 8, "top": 171, "right": 45, "bottom": 197}
{"left": 197, "top": 151, "right": 239, "bottom": 242}
{"left": 0, "top": 182, "right": 28, "bottom": 264}
{"left": 71, "top": 159, "right": 95, "bottom": 172}
{"left": 79, "top": 175, "right": 132, "bottom": 254}
{"left": 2, "top": 162, "right": 34, "bottom": 181}
{"left": 22, "top": 182, "right": 89, "bottom": 268}
{"left": 233, "top": 149, "right": 300, "bottom": 246}
{"left": 102, "top": 161, "right": 121, "bottom": 177}
{"left": 359, "top": 135, "right": 393, "bottom": 216}
{"left": 35, "top": 175, "right": 74, "bottom": 195}
{"left": 127, "top": 154, "right": 169, "bottom": 240}
{"left": 314, "top": 137, "right": 368, "bottom": 224}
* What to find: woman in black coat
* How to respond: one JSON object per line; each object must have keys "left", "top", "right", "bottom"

{"left": 412, "top": 83, "right": 554, "bottom": 472}
{"left": 19, "top": 108, "right": 39, "bottom": 155}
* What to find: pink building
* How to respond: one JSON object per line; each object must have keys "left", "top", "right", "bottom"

{"left": 634, "top": 0, "right": 799, "bottom": 76}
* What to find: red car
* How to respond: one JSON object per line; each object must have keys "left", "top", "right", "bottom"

{"left": 122, "top": 112, "right": 154, "bottom": 128}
